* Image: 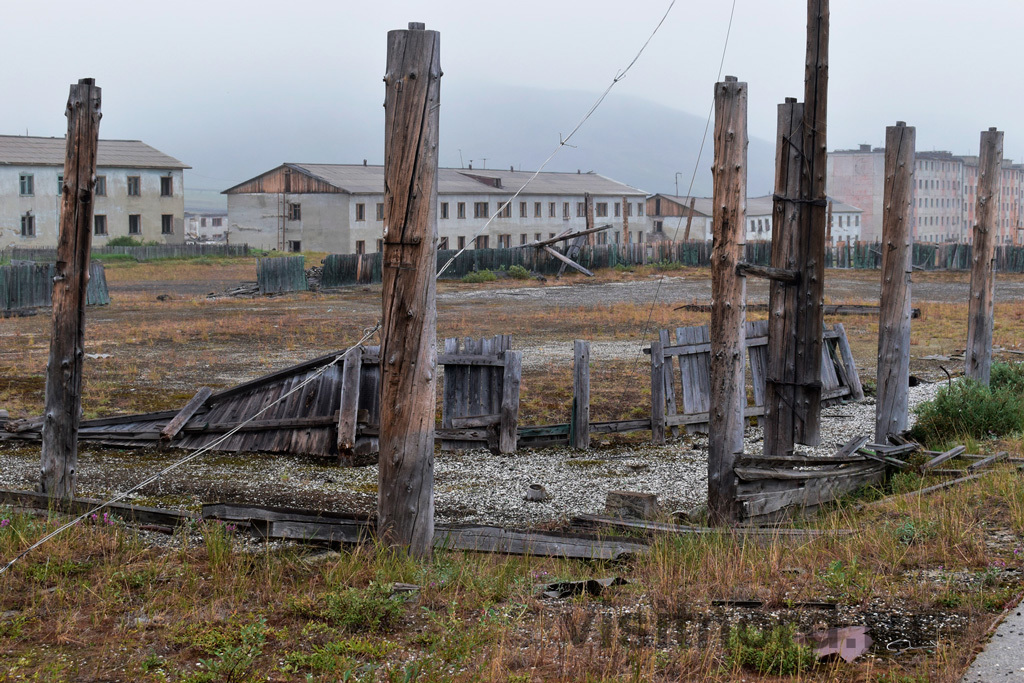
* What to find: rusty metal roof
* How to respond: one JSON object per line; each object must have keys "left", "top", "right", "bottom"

{"left": 226, "top": 163, "right": 647, "bottom": 196}
{"left": 0, "top": 135, "right": 189, "bottom": 169}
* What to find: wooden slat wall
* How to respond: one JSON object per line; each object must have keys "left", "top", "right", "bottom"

{"left": 257, "top": 256, "right": 308, "bottom": 295}
{"left": 1, "top": 262, "right": 110, "bottom": 310}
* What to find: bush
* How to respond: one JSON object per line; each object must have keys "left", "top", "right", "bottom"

{"left": 725, "top": 624, "right": 816, "bottom": 676}
{"left": 292, "top": 582, "right": 406, "bottom": 633}
{"left": 461, "top": 269, "right": 497, "bottom": 283}
{"left": 105, "top": 236, "right": 145, "bottom": 247}
{"left": 507, "top": 264, "right": 530, "bottom": 280}
{"left": 991, "top": 361, "right": 1024, "bottom": 395}
{"left": 909, "top": 377, "right": 1024, "bottom": 447}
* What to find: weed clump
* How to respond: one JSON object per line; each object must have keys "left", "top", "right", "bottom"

{"left": 462, "top": 269, "right": 498, "bottom": 283}
{"left": 724, "top": 624, "right": 816, "bottom": 676}
{"left": 909, "top": 369, "right": 1024, "bottom": 446}
{"left": 292, "top": 582, "right": 406, "bottom": 633}
{"left": 507, "top": 264, "right": 530, "bottom": 280}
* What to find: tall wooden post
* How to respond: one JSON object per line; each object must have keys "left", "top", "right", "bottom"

{"left": 707, "top": 76, "right": 747, "bottom": 526}
{"left": 875, "top": 122, "right": 916, "bottom": 443}
{"left": 763, "top": 98, "right": 803, "bottom": 455}
{"left": 966, "top": 128, "right": 1003, "bottom": 385}
{"left": 683, "top": 197, "right": 697, "bottom": 241}
{"left": 40, "top": 78, "right": 101, "bottom": 499}
{"left": 378, "top": 23, "right": 440, "bottom": 558}
{"left": 585, "top": 193, "right": 595, "bottom": 244}
{"left": 572, "top": 340, "right": 590, "bottom": 449}
{"left": 621, "top": 196, "right": 630, "bottom": 244}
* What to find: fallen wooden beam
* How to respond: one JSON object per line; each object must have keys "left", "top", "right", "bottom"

{"left": 160, "top": 387, "right": 212, "bottom": 441}
{"left": 921, "top": 445, "right": 966, "bottom": 471}
{"left": 572, "top": 513, "right": 853, "bottom": 539}
{"left": 519, "top": 223, "right": 613, "bottom": 249}
{"left": 866, "top": 473, "right": 988, "bottom": 508}
{"left": 0, "top": 488, "right": 195, "bottom": 527}
{"left": 967, "top": 451, "right": 1009, "bottom": 472}
{"left": 542, "top": 244, "right": 593, "bottom": 277}
{"left": 736, "top": 262, "right": 800, "bottom": 283}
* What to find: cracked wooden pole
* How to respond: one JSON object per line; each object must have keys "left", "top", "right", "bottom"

{"left": 572, "top": 340, "right": 590, "bottom": 449}
{"left": 378, "top": 22, "right": 440, "bottom": 559}
{"left": 875, "top": 122, "right": 916, "bottom": 443}
{"left": 40, "top": 78, "right": 101, "bottom": 499}
{"left": 708, "top": 75, "right": 747, "bottom": 526}
{"left": 621, "top": 195, "right": 630, "bottom": 244}
{"left": 966, "top": 128, "right": 1003, "bottom": 385}
{"left": 795, "top": 0, "right": 829, "bottom": 446}
{"left": 763, "top": 97, "right": 803, "bottom": 456}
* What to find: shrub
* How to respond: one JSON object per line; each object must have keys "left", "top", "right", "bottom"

{"left": 105, "top": 236, "right": 145, "bottom": 247}
{"left": 724, "top": 624, "right": 816, "bottom": 676}
{"left": 909, "top": 377, "right": 1024, "bottom": 447}
{"left": 507, "top": 264, "right": 530, "bottom": 280}
{"left": 461, "top": 269, "right": 497, "bottom": 283}
{"left": 292, "top": 582, "right": 406, "bottom": 633}
{"left": 991, "top": 361, "right": 1024, "bottom": 395}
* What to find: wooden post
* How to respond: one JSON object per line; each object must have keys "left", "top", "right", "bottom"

{"left": 825, "top": 200, "right": 833, "bottom": 245}
{"left": 40, "top": 78, "right": 101, "bottom": 499}
{"left": 378, "top": 23, "right": 440, "bottom": 558}
{"left": 650, "top": 339, "right": 665, "bottom": 445}
{"left": 875, "top": 122, "right": 916, "bottom": 443}
{"left": 683, "top": 197, "right": 696, "bottom": 241}
{"left": 622, "top": 196, "right": 630, "bottom": 244}
{"left": 572, "top": 340, "right": 590, "bottom": 449}
{"left": 708, "top": 76, "right": 747, "bottom": 526}
{"left": 585, "top": 193, "right": 595, "bottom": 245}
{"left": 966, "top": 128, "right": 1003, "bottom": 385}
{"left": 499, "top": 350, "right": 521, "bottom": 454}
{"left": 337, "top": 346, "right": 364, "bottom": 465}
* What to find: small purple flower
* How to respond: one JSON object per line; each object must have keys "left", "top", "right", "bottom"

{"left": 0, "top": 519, "right": 10, "bottom": 528}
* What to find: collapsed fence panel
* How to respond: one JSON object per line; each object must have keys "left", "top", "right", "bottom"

{"left": 1, "top": 261, "right": 110, "bottom": 311}
{"left": 257, "top": 255, "right": 308, "bottom": 294}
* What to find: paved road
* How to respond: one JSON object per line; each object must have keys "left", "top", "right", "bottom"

{"left": 962, "top": 607, "right": 1024, "bottom": 682}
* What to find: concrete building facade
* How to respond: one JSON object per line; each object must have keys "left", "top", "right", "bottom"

{"left": 828, "top": 144, "right": 1024, "bottom": 244}
{"left": 223, "top": 163, "right": 650, "bottom": 253}
{"left": 0, "top": 135, "right": 188, "bottom": 249}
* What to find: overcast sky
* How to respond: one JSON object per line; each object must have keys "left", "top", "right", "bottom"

{"left": 4, "top": 0, "right": 1022, "bottom": 206}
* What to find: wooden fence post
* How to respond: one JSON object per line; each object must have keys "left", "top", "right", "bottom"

{"left": 499, "top": 351, "right": 521, "bottom": 454}
{"left": 622, "top": 195, "right": 630, "bottom": 244}
{"left": 966, "top": 128, "right": 1003, "bottom": 385}
{"left": 875, "top": 122, "right": 915, "bottom": 442}
{"left": 650, "top": 340, "right": 665, "bottom": 445}
{"left": 337, "top": 346, "right": 364, "bottom": 465}
{"left": 572, "top": 340, "right": 590, "bottom": 449}
{"left": 378, "top": 22, "right": 440, "bottom": 558}
{"left": 40, "top": 78, "right": 101, "bottom": 499}
{"left": 708, "top": 75, "right": 747, "bottom": 526}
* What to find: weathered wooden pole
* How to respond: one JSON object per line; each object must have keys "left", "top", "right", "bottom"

{"left": 40, "top": 78, "right": 101, "bottom": 499}
{"left": 585, "top": 193, "right": 595, "bottom": 245}
{"left": 763, "top": 98, "right": 803, "bottom": 456}
{"left": 621, "top": 195, "right": 630, "bottom": 244}
{"left": 965, "top": 128, "right": 1003, "bottom": 385}
{"left": 378, "top": 22, "right": 440, "bottom": 558}
{"left": 875, "top": 122, "right": 916, "bottom": 443}
{"left": 572, "top": 340, "right": 590, "bottom": 449}
{"left": 707, "top": 75, "right": 747, "bottom": 526}
{"left": 683, "top": 197, "right": 697, "bottom": 241}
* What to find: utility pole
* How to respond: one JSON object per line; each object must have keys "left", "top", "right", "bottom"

{"left": 875, "top": 122, "right": 915, "bottom": 442}
{"left": 40, "top": 78, "right": 102, "bottom": 499}
{"left": 707, "top": 75, "right": 747, "bottom": 526}
{"left": 966, "top": 128, "right": 1003, "bottom": 385}
{"left": 378, "top": 23, "right": 440, "bottom": 558}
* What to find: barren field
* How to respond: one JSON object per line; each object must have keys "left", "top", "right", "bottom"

{"left": 2, "top": 257, "right": 1024, "bottom": 682}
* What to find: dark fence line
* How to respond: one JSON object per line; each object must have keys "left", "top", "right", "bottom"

{"left": 257, "top": 255, "right": 309, "bottom": 295}
{"left": 3, "top": 243, "right": 250, "bottom": 263}
{"left": 319, "top": 241, "right": 1024, "bottom": 288}
{"left": 1, "top": 262, "right": 110, "bottom": 311}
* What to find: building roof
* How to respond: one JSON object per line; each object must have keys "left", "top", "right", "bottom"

{"left": 652, "top": 193, "right": 861, "bottom": 218}
{"left": 0, "top": 135, "right": 189, "bottom": 169}
{"left": 223, "top": 163, "right": 647, "bottom": 196}
{"left": 648, "top": 194, "right": 714, "bottom": 217}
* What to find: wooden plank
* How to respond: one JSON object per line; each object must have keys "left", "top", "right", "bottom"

{"left": 434, "top": 526, "right": 647, "bottom": 560}
{"left": 966, "top": 128, "right": 1003, "bottom": 384}
{"left": 736, "top": 262, "right": 799, "bottom": 282}
{"left": 737, "top": 453, "right": 868, "bottom": 466}
{"left": 499, "top": 351, "right": 521, "bottom": 454}
{"left": 0, "top": 488, "right": 194, "bottom": 527}
{"left": 735, "top": 462, "right": 881, "bottom": 482}
{"left": 876, "top": 122, "right": 916, "bottom": 441}
{"left": 921, "top": 445, "right": 966, "bottom": 471}
{"left": 833, "top": 323, "right": 864, "bottom": 400}
{"left": 544, "top": 243, "right": 593, "bottom": 277}
{"left": 336, "top": 347, "right": 363, "bottom": 463}
{"left": 740, "top": 467, "right": 884, "bottom": 518}
{"left": 650, "top": 339, "right": 665, "bottom": 445}
{"left": 450, "top": 414, "right": 501, "bottom": 428}
{"left": 747, "top": 320, "right": 769, "bottom": 407}
{"left": 967, "top": 451, "right": 1009, "bottom": 472}
{"left": 436, "top": 353, "right": 506, "bottom": 367}
{"left": 202, "top": 502, "right": 373, "bottom": 525}
{"left": 519, "top": 223, "right": 613, "bottom": 249}
{"left": 659, "top": 329, "right": 679, "bottom": 437}
{"left": 571, "top": 341, "right": 590, "bottom": 449}
{"left": 665, "top": 405, "right": 764, "bottom": 427}
{"left": 441, "top": 337, "right": 458, "bottom": 451}
{"left": 572, "top": 514, "right": 853, "bottom": 539}
{"left": 588, "top": 419, "right": 652, "bottom": 434}
{"left": 160, "top": 387, "right": 212, "bottom": 441}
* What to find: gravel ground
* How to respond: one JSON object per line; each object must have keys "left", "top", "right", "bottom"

{"left": 0, "top": 384, "right": 940, "bottom": 528}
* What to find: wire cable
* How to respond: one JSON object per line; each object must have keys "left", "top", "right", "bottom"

{"left": 436, "top": 0, "right": 677, "bottom": 279}
{"left": 0, "top": 323, "right": 381, "bottom": 577}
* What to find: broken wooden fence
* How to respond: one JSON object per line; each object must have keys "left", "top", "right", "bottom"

{"left": 0, "top": 261, "right": 109, "bottom": 312}
{"left": 648, "top": 321, "right": 863, "bottom": 439}
{"left": 257, "top": 255, "right": 308, "bottom": 295}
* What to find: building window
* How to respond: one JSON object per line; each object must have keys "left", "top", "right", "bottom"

{"left": 57, "top": 175, "right": 64, "bottom": 195}
{"left": 212, "top": 217, "right": 222, "bottom": 227}
{"left": 499, "top": 202, "right": 511, "bottom": 218}
{"left": 615, "top": 202, "right": 621, "bottom": 218}
{"left": 376, "top": 202, "right": 385, "bottom": 221}
{"left": 457, "top": 236, "right": 466, "bottom": 250}
{"left": 595, "top": 202, "right": 608, "bottom": 218}
{"left": 655, "top": 220, "right": 664, "bottom": 233}
{"left": 95, "top": 175, "right": 106, "bottom": 196}
{"left": 597, "top": 231, "right": 608, "bottom": 245}
{"left": 534, "top": 202, "right": 542, "bottom": 218}
{"left": 625, "top": 202, "right": 633, "bottom": 217}
{"left": 520, "top": 201, "right": 528, "bottom": 218}
{"left": 201, "top": 217, "right": 207, "bottom": 227}
{"left": 549, "top": 202, "right": 556, "bottom": 218}
{"left": 563, "top": 202, "right": 570, "bottom": 219}
{"left": 289, "top": 203, "right": 301, "bottom": 220}
{"left": 475, "top": 235, "right": 489, "bottom": 249}
{"left": 376, "top": 238, "right": 383, "bottom": 252}
{"left": 160, "top": 176, "right": 173, "bottom": 197}
{"left": 439, "top": 236, "right": 449, "bottom": 250}
{"left": 637, "top": 202, "right": 644, "bottom": 216}
{"left": 498, "top": 234, "right": 511, "bottom": 248}
{"left": 127, "top": 176, "right": 141, "bottom": 196}
{"left": 161, "top": 214, "right": 174, "bottom": 234}
{"left": 457, "top": 202, "right": 466, "bottom": 219}
{"left": 355, "top": 203, "right": 365, "bottom": 221}
{"left": 288, "top": 240, "right": 302, "bottom": 252}
{"left": 94, "top": 215, "right": 107, "bottom": 236}
{"left": 577, "top": 202, "right": 586, "bottom": 218}
{"left": 474, "top": 202, "right": 489, "bottom": 218}
{"left": 20, "top": 214, "right": 35, "bottom": 237}
{"left": 19, "top": 174, "right": 33, "bottom": 196}
{"left": 534, "top": 233, "right": 541, "bottom": 241}
{"left": 355, "top": 240, "right": 365, "bottom": 255}
{"left": 520, "top": 233, "right": 528, "bottom": 245}
{"left": 441, "top": 202, "right": 449, "bottom": 219}
{"left": 129, "top": 214, "right": 142, "bottom": 234}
